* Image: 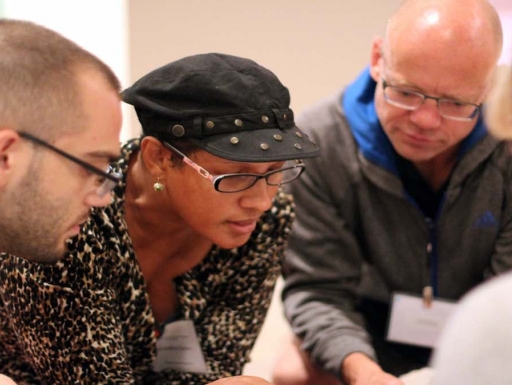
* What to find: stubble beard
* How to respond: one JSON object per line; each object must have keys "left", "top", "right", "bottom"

{"left": 0, "top": 159, "right": 67, "bottom": 264}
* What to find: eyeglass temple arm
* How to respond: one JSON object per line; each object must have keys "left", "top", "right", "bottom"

{"left": 162, "top": 141, "right": 213, "bottom": 180}
{"left": 18, "top": 131, "right": 120, "bottom": 183}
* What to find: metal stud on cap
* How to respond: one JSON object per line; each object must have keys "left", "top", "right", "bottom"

{"left": 205, "top": 121, "right": 215, "bottom": 129}
{"left": 230, "top": 137, "right": 239, "bottom": 145}
{"left": 262, "top": 115, "right": 269, "bottom": 123}
{"left": 294, "top": 143, "right": 302, "bottom": 150}
{"left": 234, "top": 119, "right": 243, "bottom": 127}
{"left": 172, "top": 124, "right": 185, "bottom": 137}
{"left": 273, "top": 134, "right": 283, "bottom": 141}
{"left": 295, "top": 131, "right": 303, "bottom": 138}
{"left": 261, "top": 143, "right": 269, "bottom": 150}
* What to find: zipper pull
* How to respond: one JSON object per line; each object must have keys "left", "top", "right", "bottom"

{"left": 423, "top": 285, "right": 433, "bottom": 308}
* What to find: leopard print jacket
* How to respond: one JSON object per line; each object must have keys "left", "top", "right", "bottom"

{"left": 0, "top": 139, "right": 294, "bottom": 384}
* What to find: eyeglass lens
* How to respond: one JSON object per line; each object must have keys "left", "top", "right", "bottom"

{"left": 97, "top": 166, "right": 122, "bottom": 197}
{"left": 383, "top": 81, "right": 479, "bottom": 121}
{"left": 216, "top": 162, "right": 304, "bottom": 193}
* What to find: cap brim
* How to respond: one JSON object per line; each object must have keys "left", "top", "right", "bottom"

{"left": 188, "top": 125, "right": 321, "bottom": 162}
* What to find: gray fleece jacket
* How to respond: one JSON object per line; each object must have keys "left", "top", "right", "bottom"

{"left": 282, "top": 68, "right": 512, "bottom": 379}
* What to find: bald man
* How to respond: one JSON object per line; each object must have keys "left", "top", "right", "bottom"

{"left": 273, "top": 0, "right": 506, "bottom": 384}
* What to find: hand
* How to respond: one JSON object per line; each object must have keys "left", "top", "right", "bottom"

{"left": 352, "top": 370, "right": 403, "bottom": 385}
{"left": 207, "top": 375, "right": 274, "bottom": 385}
{"left": 341, "top": 353, "right": 403, "bottom": 385}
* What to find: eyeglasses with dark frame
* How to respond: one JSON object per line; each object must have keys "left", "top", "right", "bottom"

{"left": 162, "top": 142, "right": 306, "bottom": 193}
{"left": 382, "top": 78, "right": 482, "bottom": 122}
{"left": 18, "top": 131, "right": 122, "bottom": 197}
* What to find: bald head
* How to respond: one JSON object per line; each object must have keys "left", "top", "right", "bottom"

{"left": 383, "top": 0, "right": 502, "bottom": 78}
{"left": 368, "top": 0, "right": 505, "bottom": 167}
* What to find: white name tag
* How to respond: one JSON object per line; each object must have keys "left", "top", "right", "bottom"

{"left": 386, "top": 292, "right": 457, "bottom": 348}
{"left": 153, "top": 319, "right": 209, "bottom": 374}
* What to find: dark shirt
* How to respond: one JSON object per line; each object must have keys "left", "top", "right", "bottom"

{"left": 356, "top": 154, "right": 452, "bottom": 376}
{"left": 395, "top": 154, "right": 449, "bottom": 219}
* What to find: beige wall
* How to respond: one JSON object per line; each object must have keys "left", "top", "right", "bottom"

{"left": 127, "top": 0, "right": 404, "bottom": 136}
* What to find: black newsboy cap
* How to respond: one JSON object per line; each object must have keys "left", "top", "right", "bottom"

{"left": 122, "top": 53, "right": 320, "bottom": 162}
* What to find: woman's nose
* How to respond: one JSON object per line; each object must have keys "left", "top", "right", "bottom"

{"left": 239, "top": 178, "right": 275, "bottom": 212}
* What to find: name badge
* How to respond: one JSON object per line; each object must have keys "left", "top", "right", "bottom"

{"left": 153, "top": 319, "right": 209, "bottom": 374}
{"left": 386, "top": 292, "right": 457, "bottom": 348}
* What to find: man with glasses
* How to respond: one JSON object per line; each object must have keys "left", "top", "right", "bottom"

{"left": 0, "top": 19, "right": 123, "bottom": 265}
{"left": 273, "top": 1, "right": 508, "bottom": 385}
{"left": 0, "top": 18, "right": 122, "bottom": 384}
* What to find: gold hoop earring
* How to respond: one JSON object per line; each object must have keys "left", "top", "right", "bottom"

{"left": 153, "top": 177, "right": 164, "bottom": 192}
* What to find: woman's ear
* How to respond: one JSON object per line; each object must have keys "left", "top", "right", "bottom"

{"left": 139, "top": 137, "right": 172, "bottom": 176}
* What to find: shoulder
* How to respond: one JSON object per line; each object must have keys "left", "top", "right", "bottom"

{"left": 62, "top": 182, "right": 133, "bottom": 287}
{"left": 296, "top": 90, "right": 347, "bottom": 137}
{"left": 487, "top": 139, "right": 512, "bottom": 174}
{"left": 259, "top": 190, "right": 294, "bottom": 233}
{"left": 296, "top": 90, "right": 357, "bottom": 167}
{"left": 272, "top": 189, "right": 294, "bottom": 212}
{"left": 67, "top": 140, "right": 137, "bottom": 273}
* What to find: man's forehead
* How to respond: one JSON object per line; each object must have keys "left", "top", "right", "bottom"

{"left": 54, "top": 127, "right": 120, "bottom": 155}
{"left": 381, "top": 45, "right": 493, "bottom": 101}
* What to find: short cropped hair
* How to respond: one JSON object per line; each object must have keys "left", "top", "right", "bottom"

{"left": 0, "top": 19, "right": 121, "bottom": 140}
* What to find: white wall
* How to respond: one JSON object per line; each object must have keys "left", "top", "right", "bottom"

{"left": 127, "top": 0, "right": 404, "bottom": 136}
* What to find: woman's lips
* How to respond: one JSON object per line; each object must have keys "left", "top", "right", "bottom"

{"left": 228, "top": 219, "right": 258, "bottom": 234}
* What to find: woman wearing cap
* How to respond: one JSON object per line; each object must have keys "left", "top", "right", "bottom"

{"left": 0, "top": 53, "right": 320, "bottom": 384}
